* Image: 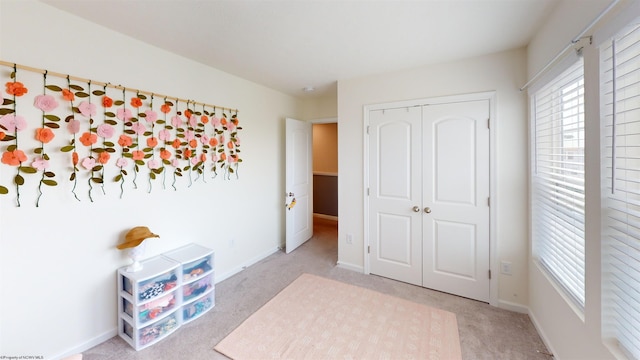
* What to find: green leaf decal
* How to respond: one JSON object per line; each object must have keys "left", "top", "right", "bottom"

{"left": 69, "top": 84, "right": 84, "bottom": 91}
{"left": 42, "top": 179, "right": 58, "bottom": 186}
{"left": 2, "top": 98, "right": 15, "bottom": 105}
{"left": 75, "top": 91, "right": 90, "bottom": 98}
{"left": 0, "top": 186, "right": 8, "bottom": 194}
{"left": 44, "top": 114, "right": 61, "bottom": 122}
{"left": 92, "top": 177, "right": 104, "bottom": 184}
{"left": 45, "top": 85, "right": 62, "bottom": 92}
{"left": 14, "top": 174, "right": 24, "bottom": 185}
{"left": 20, "top": 166, "right": 37, "bottom": 174}
{"left": 60, "top": 145, "right": 75, "bottom": 152}
{"left": 92, "top": 90, "right": 106, "bottom": 96}
{"left": 0, "top": 108, "right": 15, "bottom": 116}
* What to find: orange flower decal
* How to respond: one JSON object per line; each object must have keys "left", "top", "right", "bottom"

{"left": 200, "top": 154, "right": 207, "bottom": 162}
{"left": 102, "top": 96, "right": 113, "bottom": 108}
{"left": 130, "top": 97, "right": 142, "bottom": 108}
{"left": 160, "top": 104, "right": 172, "bottom": 114}
{"left": 79, "top": 132, "right": 98, "bottom": 146}
{"left": 146, "top": 137, "right": 158, "bottom": 148}
{"left": 160, "top": 149, "right": 171, "bottom": 160}
{"left": 62, "top": 89, "right": 75, "bottom": 101}
{"left": 132, "top": 150, "right": 144, "bottom": 160}
{"left": 172, "top": 139, "right": 181, "bottom": 149}
{"left": 118, "top": 135, "right": 133, "bottom": 147}
{"left": 209, "top": 138, "right": 218, "bottom": 147}
{"left": 227, "top": 140, "right": 234, "bottom": 149}
{"left": 0, "top": 131, "right": 5, "bottom": 141}
{"left": 72, "top": 151, "right": 79, "bottom": 166}
{"left": 1, "top": 149, "right": 27, "bottom": 166}
{"left": 5, "top": 82, "right": 28, "bottom": 97}
{"left": 184, "top": 109, "right": 192, "bottom": 119}
{"left": 97, "top": 151, "right": 110, "bottom": 164}
{"left": 189, "top": 139, "right": 197, "bottom": 148}
{"left": 220, "top": 117, "right": 227, "bottom": 126}
{"left": 184, "top": 148, "right": 192, "bottom": 158}
{"left": 219, "top": 153, "right": 227, "bottom": 161}
{"left": 35, "top": 128, "right": 55, "bottom": 144}
{"left": 201, "top": 115, "right": 209, "bottom": 124}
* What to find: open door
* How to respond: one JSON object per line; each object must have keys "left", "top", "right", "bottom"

{"left": 285, "top": 118, "right": 313, "bottom": 253}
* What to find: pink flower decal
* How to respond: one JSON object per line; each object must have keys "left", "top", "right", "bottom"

{"left": 131, "top": 122, "right": 146, "bottom": 135}
{"left": 116, "top": 158, "right": 128, "bottom": 168}
{"left": 78, "top": 101, "right": 97, "bottom": 118}
{"left": 211, "top": 153, "right": 218, "bottom": 162}
{"left": 0, "top": 114, "right": 27, "bottom": 132}
{"left": 116, "top": 108, "right": 132, "bottom": 121}
{"left": 211, "top": 116, "right": 220, "bottom": 127}
{"left": 147, "top": 159, "right": 160, "bottom": 169}
{"left": 200, "top": 134, "right": 210, "bottom": 145}
{"left": 67, "top": 119, "right": 80, "bottom": 134}
{"left": 32, "top": 157, "right": 49, "bottom": 171}
{"left": 227, "top": 121, "right": 236, "bottom": 132}
{"left": 185, "top": 130, "right": 195, "bottom": 141}
{"left": 171, "top": 115, "right": 182, "bottom": 128}
{"left": 144, "top": 110, "right": 158, "bottom": 123}
{"left": 81, "top": 157, "right": 96, "bottom": 170}
{"left": 219, "top": 135, "right": 225, "bottom": 144}
{"left": 190, "top": 157, "right": 198, "bottom": 165}
{"left": 97, "top": 124, "right": 115, "bottom": 138}
{"left": 188, "top": 115, "right": 197, "bottom": 128}
{"left": 171, "top": 159, "right": 179, "bottom": 167}
{"left": 33, "top": 94, "right": 59, "bottom": 112}
{"left": 158, "top": 129, "right": 171, "bottom": 141}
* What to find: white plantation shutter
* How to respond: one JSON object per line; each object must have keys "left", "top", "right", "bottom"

{"left": 601, "top": 19, "right": 640, "bottom": 359}
{"left": 532, "top": 59, "right": 586, "bottom": 309}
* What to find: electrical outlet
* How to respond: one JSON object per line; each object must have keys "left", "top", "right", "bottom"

{"left": 501, "top": 261, "right": 512, "bottom": 275}
{"left": 346, "top": 234, "right": 353, "bottom": 244}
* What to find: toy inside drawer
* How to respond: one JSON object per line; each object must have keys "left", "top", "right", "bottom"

{"left": 181, "top": 254, "right": 213, "bottom": 282}
{"left": 123, "top": 292, "right": 178, "bottom": 325}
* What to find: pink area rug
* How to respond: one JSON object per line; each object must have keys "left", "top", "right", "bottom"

{"left": 215, "top": 273, "right": 462, "bottom": 359}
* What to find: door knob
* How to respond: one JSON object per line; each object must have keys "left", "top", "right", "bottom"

{"left": 288, "top": 192, "right": 294, "bottom": 197}
{"left": 412, "top": 206, "right": 420, "bottom": 212}
{"left": 424, "top": 207, "right": 432, "bottom": 213}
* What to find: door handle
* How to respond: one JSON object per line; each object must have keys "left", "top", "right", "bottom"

{"left": 288, "top": 192, "right": 294, "bottom": 197}
{"left": 412, "top": 206, "right": 420, "bottom": 213}
{"left": 424, "top": 207, "right": 432, "bottom": 214}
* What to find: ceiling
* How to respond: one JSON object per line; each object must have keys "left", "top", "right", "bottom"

{"left": 42, "top": 0, "right": 558, "bottom": 98}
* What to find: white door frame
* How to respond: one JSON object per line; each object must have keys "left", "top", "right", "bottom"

{"left": 363, "top": 91, "right": 498, "bottom": 307}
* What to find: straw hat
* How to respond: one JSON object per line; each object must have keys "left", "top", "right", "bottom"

{"left": 117, "top": 226, "right": 160, "bottom": 250}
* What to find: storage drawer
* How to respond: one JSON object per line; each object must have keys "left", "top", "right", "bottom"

{"left": 121, "top": 311, "right": 180, "bottom": 350}
{"left": 183, "top": 288, "right": 215, "bottom": 323}
{"left": 183, "top": 273, "right": 213, "bottom": 302}
{"left": 163, "top": 244, "right": 214, "bottom": 282}
{"left": 123, "top": 292, "right": 178, "bottom": 325}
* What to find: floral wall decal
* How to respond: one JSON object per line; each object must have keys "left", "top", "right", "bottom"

{"left": 0, "top": 60, "right": 242, "bottom": 207}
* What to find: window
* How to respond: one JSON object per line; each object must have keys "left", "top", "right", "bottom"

{"left": 531, "top": 59, "right": 586, "bottom": 309}
{"left": 601, "top": 19, "right": 640, "bottom": 359}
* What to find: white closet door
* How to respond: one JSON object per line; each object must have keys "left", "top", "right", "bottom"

{"left": 422, "top": 100, "right": 491, "bottom": 302}
{"left": 368, "top": 106, "right": 423, "bottom": 286}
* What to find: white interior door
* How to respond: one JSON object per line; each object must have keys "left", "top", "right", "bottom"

{"left": 368, "top": 107, "right": 423, "bottom": 286}
{"left": 367, "top": 99, "right": 491, "bottom": 302}
{"left": 285, "top": 118, "right": 313, "bottom": 253}
{"left": 422, "top": 100, "right": 490, "bottom": 302}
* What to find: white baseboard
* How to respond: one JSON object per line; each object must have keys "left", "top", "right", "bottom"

{"left": 497, "top": 299, "right": 529, "bottom": 314}
{"left": 527, "top": 308, "right": 557, "bottom": 358}
{"left": 336, "top": 261, "right": 364, "bottom": 273}
{"left": 313, "top": 213, "right": 338, "bottom": 221}
{"left": 52, "top": 329, "right": 116, "bottom": 360}
{"left": 215, "top": 246, "right": 281, "bottom": 284}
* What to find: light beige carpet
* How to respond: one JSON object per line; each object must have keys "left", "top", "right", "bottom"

{"left": 214, "top": 273, "right": 462, "bottom": 360}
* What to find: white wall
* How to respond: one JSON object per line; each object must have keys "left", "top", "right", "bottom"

{"left": 0, "top": 1, "right": 301, "bottom": 358}
{"left": 337, "top": 48, "right": 530, "bottom": 308}
{"left": 525, "top": 0, "right": 636, "bottom": 359}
